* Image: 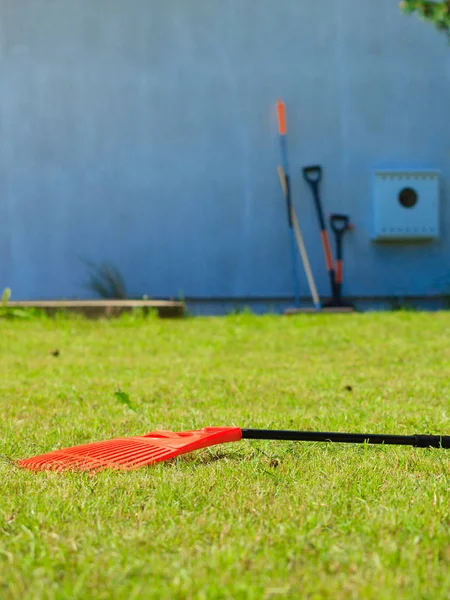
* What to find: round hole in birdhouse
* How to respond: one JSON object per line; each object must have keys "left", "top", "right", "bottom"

{"left": 398, "top": 187, "right": 418, "bottom": 208}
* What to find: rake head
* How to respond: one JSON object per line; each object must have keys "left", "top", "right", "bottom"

{"left": 17, "top": 427, "right": 243, "bottom": 473}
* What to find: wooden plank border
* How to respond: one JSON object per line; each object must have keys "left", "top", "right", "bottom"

{"left": 4, "top": 300, "right": 185, "bottom": 319}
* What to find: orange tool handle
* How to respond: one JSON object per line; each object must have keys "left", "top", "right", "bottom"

{"left": 276, "top": 99, "right": 287, "bottom": 135}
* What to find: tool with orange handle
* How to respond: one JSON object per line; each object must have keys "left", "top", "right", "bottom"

{"left": 276, "top": 99, "right": 301, "bottom": 307}
{"left": 17, "top": 426, "right": 450, "bottom": 473}
{"left": 302, "top": 166, "right": 337, "bottom": 301}
{"left": 302, "top": 166, "right": 354, "bottom": 308}
{"left": 329, "top": 214, "right": 354, "bottom": 308}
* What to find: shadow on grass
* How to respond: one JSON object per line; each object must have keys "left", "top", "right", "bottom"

{"left": 176, "top": 448, "right": 251, "bottom": 465}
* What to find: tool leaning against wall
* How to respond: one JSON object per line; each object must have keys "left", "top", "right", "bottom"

{"left": 302, "top": 165, "right": 355, "bottom": 310}
{"left": 275, "top": 99, "right": 321, "bottom": 312}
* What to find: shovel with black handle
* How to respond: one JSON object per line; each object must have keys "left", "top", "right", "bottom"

{"left": 303, "top": 166, "right": 355, "bottom": 310}
{"left": 302, "top": 166, "right": 337, "bottom": 302}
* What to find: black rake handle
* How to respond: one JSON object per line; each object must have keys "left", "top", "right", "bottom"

{"left": 241, "top": 429, "right": 450, "bottom": 449}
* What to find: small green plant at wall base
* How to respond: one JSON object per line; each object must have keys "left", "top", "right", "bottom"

{"left": 400, "top": 1, "right": 450, "bottom": 36}
{"left": 82, "top": 260, "right": 128, "bottom": 299}
{"left": 1, "top": 287, "right": 11, "bottom": 306}
{"left": 0, "top": 288, "right": 33, "bottom": 319}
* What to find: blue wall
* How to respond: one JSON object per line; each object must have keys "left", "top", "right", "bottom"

{"left": 0, "top": 0, "right": 449, "bottom": 307}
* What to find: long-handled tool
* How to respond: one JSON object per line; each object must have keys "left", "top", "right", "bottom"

{"left": 276, "top": 100, "right": 301, "bottom": 307}
{"left": 329, "top": 214, "right": 354, "bottom": 308}
{"left": 302, "top": 166, "right": 354, "bottom": 309}
{"left": 17, "top": 426, "right": 450, "bottom": 473}
{"left": 302, "top": 166, "right": 337, "bottom": 302}
{"left": 277, "top": 166, "right": 321, "bottom": 311}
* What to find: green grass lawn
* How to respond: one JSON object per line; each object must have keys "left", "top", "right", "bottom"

{"left": 1, "top": 311, "right": 450, "bottom": 599}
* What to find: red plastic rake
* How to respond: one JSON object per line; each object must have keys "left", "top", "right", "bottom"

{"left": 17, "top": 427, "right": 450, "bottom": 474}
